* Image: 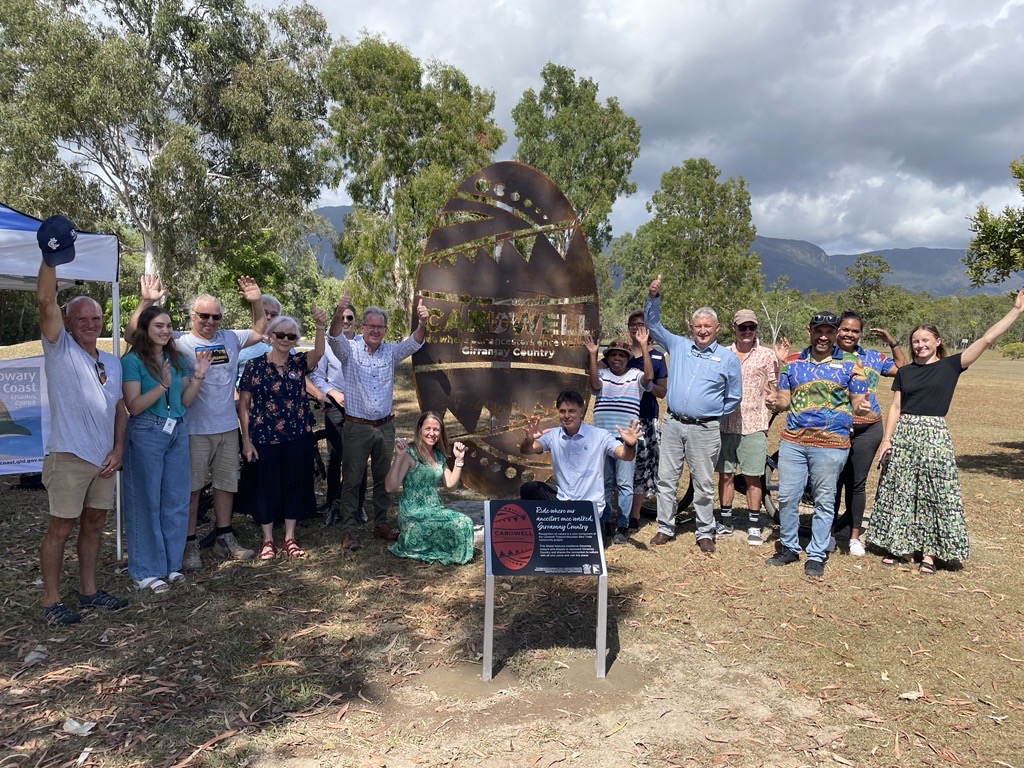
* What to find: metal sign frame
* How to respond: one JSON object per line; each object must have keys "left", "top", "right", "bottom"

{"left": 481, "top": 499, "right": 608, "bottom": 680}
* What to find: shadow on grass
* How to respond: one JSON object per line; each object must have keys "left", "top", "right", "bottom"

{"left": 0, "top": 480, "right": 643, "bottom": 766}
{"left": 957, "top": 441, "right": 1024, "bottom": 481}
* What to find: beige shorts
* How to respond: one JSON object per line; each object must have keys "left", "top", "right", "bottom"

{"left": 189, "top": 430, "right": 240, "bottom": 493}
{"left": 42, "top": 452, "right": 115, "bottom": 518}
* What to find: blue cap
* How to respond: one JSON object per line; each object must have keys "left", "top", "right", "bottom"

{"left": 37, "top": 215, "right": 77, "bottom": 266}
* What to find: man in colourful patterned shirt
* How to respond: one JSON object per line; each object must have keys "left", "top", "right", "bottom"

{"left": 765, "top": 312, "right": 869, "bottom": 578}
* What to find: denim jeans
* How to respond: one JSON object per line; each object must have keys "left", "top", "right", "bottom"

{"left": 603, "top": 453, "right": 634, "bottom": 529}
{"left": 655, "top": 417, "right": 721, "bottom": 540}
{"left": 123, "top": 412, "right": 191, "bottom": 581}
{"left": 777, "top": 440, "right": 848, "bottom": 562}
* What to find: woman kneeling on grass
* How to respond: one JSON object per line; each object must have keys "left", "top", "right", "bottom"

{"left": 122, "top": 306, "right": 211, "bottom": 594}
{"left": 867, "top": 287, "right": 1024, "bottom": 575}
{"left": 385, "top": 412, "right": 474, "bottom": 565}
{"left": 238, "top": 306, "right": 327, "bottom": 560}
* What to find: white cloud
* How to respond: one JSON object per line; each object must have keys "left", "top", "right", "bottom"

{"left": 312, "top": 0, "right": 1024, "bottom": 253}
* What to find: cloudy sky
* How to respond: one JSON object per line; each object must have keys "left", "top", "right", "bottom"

{"left": 311, "top": 0, "right": 1024, "bottom": 255}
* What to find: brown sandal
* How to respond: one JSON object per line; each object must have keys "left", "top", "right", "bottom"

{"left": 283, "top": 538, "right": 306, "bottom": 558}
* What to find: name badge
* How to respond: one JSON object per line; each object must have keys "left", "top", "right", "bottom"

{"left": 162, "top": 418, "right": 176, "bottom": 435}
{"left": 710, "top": 356, "right": 721, "bottom": 362}
{"left": 828, "top": 363, "right": 843, "bottom": 369}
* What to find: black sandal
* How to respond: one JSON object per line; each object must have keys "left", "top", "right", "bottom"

{"left": 42, "top": 602, "right": 81, "bottom": 626}
{"left": 919, "top": 560, "right": 937, "bottom": 575}
{"left": 78, "top": 590, "right": 128, "bottom": 611}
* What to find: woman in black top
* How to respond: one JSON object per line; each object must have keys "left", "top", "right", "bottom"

{"left": 867, "top": 288, "right": 1024, "bottom": 574}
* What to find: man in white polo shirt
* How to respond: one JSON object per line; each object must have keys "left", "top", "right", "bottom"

{"left": 36, "top": 215, "right": 128, "bottom": 626}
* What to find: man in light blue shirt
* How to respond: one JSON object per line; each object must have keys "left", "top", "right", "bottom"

{"left": 644, "top": 274, "right": 742, "bottom": 553}
{"left": 519, "top": 390, "right": 638, "bottom": 536}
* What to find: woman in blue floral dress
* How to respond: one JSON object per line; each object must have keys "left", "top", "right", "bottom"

{"left": 239, "top": 307, "right": 328, "bottom": 560}
{"left": 384, "top": 412, "right": 474, "bottom": 565}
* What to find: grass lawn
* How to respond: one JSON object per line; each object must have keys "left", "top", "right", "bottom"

{"left": 1, "top": 347, "right": 1022, "bottom": 767}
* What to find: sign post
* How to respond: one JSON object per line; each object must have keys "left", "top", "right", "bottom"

{"left": 482, "top": 499, "right": 608, "bottom": 680}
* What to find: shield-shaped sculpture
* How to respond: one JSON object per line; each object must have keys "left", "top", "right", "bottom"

{"left": 413, "top": 162, "right": 599, "bottom": 498}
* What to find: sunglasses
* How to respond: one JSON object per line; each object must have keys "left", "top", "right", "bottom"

{"left": 94, "top": 360, "right": 107, "bottom": 385}
{"left": 628, "top": 322, "right": 645, "bottom": 329}
{"left": 273, "top": 332, "right": 298, "bottom": 341}
{"left": 342, "top": 314, "right": 355, "bottom": 322}
{"left": 194, "top": 311, "right": 222, "bottom": 321}
{"left": 736, "top": 323, "right": 758, "bottom": 332}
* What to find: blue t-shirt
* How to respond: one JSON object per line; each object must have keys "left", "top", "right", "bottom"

{"left": 121, "top": 350, "right": 188, "bottom": 419}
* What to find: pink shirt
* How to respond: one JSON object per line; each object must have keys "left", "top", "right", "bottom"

{"left": 720, "top": 341, "right": 779, "bottom": 435}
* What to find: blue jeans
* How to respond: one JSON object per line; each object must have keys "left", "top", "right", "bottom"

{"left": 603, "top": 454, "right": 634, "bottom": 529}
{"left": 777, "top": 440, "right": 848, "bottom": 562}
{"left": 123, "top": 412, "right": 191, "bottom": 581}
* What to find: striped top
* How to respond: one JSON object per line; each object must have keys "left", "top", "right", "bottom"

{"left": 592, "top": 367, "right": 649, "bottom": 435}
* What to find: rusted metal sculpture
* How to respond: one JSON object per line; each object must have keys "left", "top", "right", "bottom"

{"left": 413, "top": 162, "right": 600, "bottom": 498}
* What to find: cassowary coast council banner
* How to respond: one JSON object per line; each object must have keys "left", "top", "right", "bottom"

{"left": 0, "top": 355, "right": 48, "bottom": 474}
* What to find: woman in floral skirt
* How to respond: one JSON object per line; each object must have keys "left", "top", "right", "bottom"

{"left": 867, "top": 288, "right": 1024, "bottom": 574}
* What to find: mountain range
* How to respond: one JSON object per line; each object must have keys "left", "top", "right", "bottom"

{"left": 310, "top": 207, "right": 992, "bottom": 297}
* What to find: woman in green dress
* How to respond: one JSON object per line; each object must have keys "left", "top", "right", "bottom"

{"left": 385, "top": 412, "right": 475, "bottom": 565}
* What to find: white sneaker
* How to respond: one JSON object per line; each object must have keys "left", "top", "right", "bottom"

{"left": 746, "top": 527, "right": 763, "bottom": 546}
{"left": 848, "top": 538, "right": 866, "bottom": 557}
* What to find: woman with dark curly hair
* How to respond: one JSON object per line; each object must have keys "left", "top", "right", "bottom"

{"left": 122, "top": 305, "right": 211, "bottom": 594}
{"left": 832, "top": 312, "right": 905, "bottom": 556}
{"left": 384, "top": 412, "right": 474, "bottom": 565}
{"left": 867, "top": 288, "right": 1024, "bottom": 574}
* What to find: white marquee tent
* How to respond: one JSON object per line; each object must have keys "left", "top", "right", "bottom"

{"left": 1, "top": 202, "right": 124, "bottom": 554}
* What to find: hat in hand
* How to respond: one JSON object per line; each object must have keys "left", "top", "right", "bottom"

{"left": 37, "top": 215, "right": 78, "bottom": 267}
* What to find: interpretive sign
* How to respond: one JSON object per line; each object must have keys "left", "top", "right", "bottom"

{"left": 481, "top": 499, "right": 608, "bottom": 680}
{"left": 412, "top": 162, "right": 600, "bottom": 499}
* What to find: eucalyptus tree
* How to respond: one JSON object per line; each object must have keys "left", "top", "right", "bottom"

{"left": 324, "top": 34, "right": 505, "bottom": 323}
{"left": 0, "top": 0, "right": 332, "bottom": 307}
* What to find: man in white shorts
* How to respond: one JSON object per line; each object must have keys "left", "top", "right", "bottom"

{"left": 129, "top": 274, "right": 267, "bottom": 568}
{"left": 36, "top": 215, "right": 128, "bottom": 625}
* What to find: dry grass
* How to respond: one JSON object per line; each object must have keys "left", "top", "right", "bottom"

{"left": 1, "top": 353, "right": 1023, "bottom": 767}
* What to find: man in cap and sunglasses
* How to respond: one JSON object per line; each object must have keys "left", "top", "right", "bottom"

{"left": 128, "top": 273, "right": 268, "bottom": 568}
{"left": 36, "top": 215, "right": 129, "bottom": 625}
{"left": 764, "top": 311, "right": 869, "bottom": 578}
{"left": 716, "top": 310, "right": 786, "bottom": 546}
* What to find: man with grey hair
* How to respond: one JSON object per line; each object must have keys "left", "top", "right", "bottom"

{"left": 36, "top": 216, "right": 128, "bottom": 625}
{"left": 129, "top": 273, "right": 267, "bottom": 568}
{"left": 644, "top": 274, "right": 742, "bottom": 553}
{"left": 328, "top": 290, "right": 429, "bottom": 551}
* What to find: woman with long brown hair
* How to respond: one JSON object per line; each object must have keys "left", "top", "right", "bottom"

{"left": 384, "top": 412, "right": 474, "bottom": 565}
{"left": 122, "top": 305, "right": 211, "bottom": 593}
{"left": 867, "top": 288, "right": 1024, "bottom": 574}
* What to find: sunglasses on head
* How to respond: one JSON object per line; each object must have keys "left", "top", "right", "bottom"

{"left": 736, "top": 323, "right": 758, "bottom": 332}
{"left": 194, "top": 311, "right": 222, "bottom": 321}
{"left": 273, "top": 332, "right": 298, "bottom": 341}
